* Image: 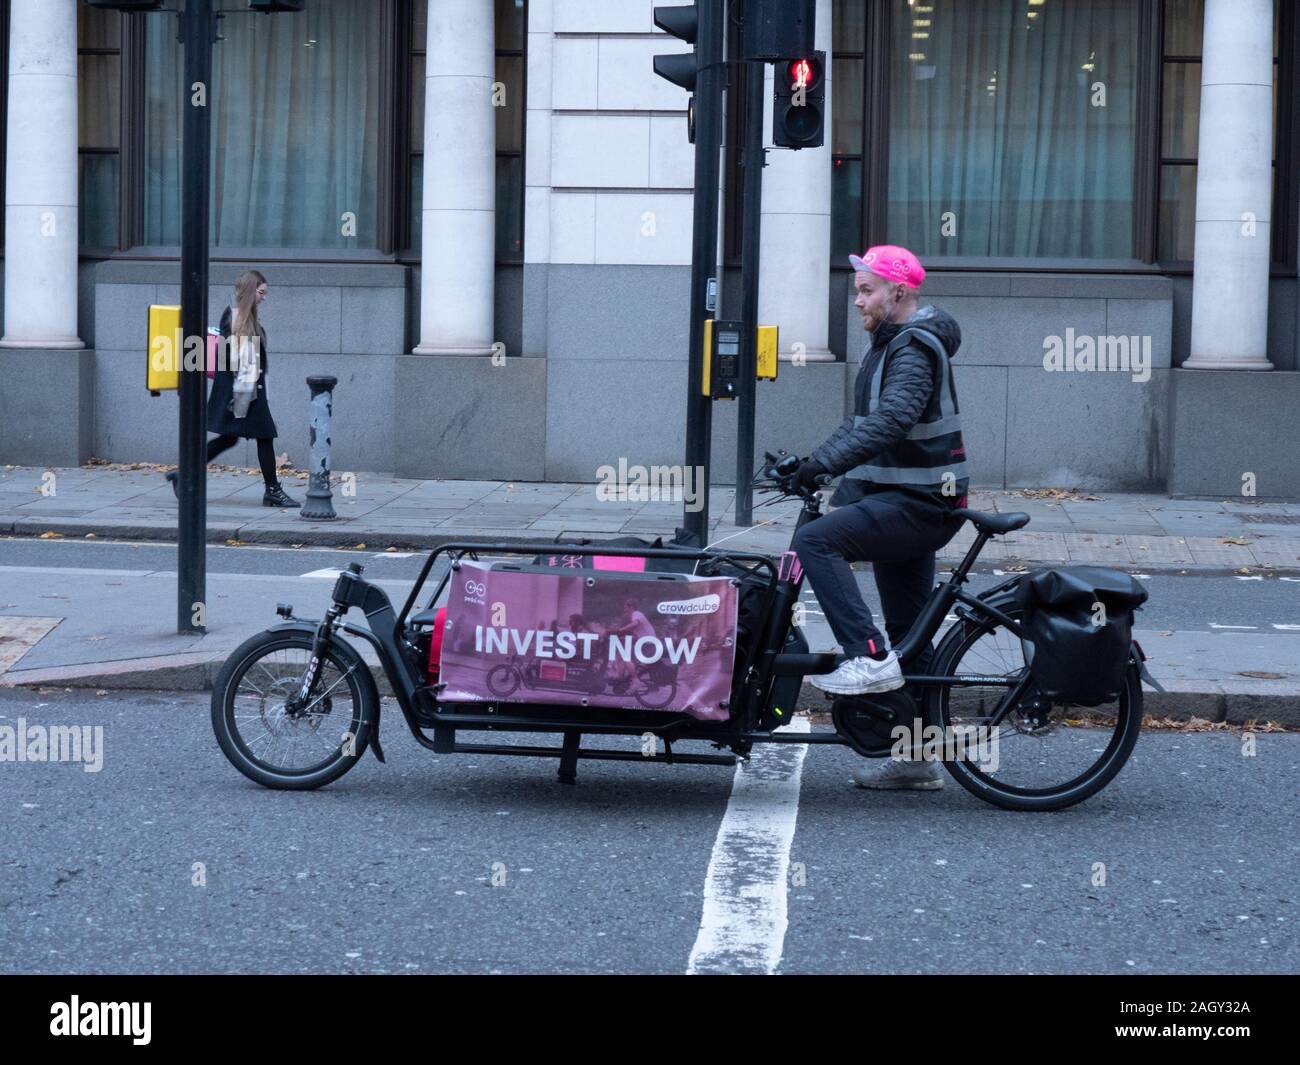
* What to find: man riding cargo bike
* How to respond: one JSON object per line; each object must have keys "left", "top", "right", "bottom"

{"left": 209, "top": 246, "right": 1155, "bottom": 813}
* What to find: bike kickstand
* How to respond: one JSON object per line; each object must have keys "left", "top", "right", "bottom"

{"left": 557, "top": 729, "right": 580, "bottom": 786}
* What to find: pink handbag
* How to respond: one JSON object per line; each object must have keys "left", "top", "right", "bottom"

{"left": 205, "top": 327, "right": 221, "bottom": 380}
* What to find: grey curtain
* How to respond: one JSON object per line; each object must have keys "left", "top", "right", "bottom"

{"left": 145, "top": 0, "right": 380, "bottom": 249}
{"left": 888, "top": 0, "right": 1139, "bottom": 258}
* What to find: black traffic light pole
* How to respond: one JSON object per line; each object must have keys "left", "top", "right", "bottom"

{"left": 679, "top": 0, "right": 725, "bottom": 545}
{"left": 177, "top": 0, "right": 216, "bottom": 634}
{"left": 733, "top": 13, "right": 766, "bottom": 528}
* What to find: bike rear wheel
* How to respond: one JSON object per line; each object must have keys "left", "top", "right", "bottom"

{"left": 928, "top": 601, "right": 1143, "bottom": 812}
{"left": 211, "top": 630, "right": 376, "bottom": 790}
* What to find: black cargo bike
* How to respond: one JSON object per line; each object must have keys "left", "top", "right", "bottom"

{"left": 211, "top": 452, "right": 1156, "bottom": 811}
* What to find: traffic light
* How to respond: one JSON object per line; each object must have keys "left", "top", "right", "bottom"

{"left": 653, "top": 4, "right": 699, "bottom": 143}
{"left": 744, "top": 0, "right": 815, "bottom": 61}
{"left": 773, "top": 51, "right": 825, "bottom": 149}
{"left": 84, "top": 1, "right": 165, "bottom": 9}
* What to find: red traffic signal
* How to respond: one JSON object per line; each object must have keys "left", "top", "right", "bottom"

{"left": 773, "top": 51, "right": 826, "bottom": 149}
{"left": 783, "top": 56, "right": 823, "bottom": 93}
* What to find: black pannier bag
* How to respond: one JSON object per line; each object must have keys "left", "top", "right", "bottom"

{"left": 1014, "top": 566, "right": 1149, "bottom": 707}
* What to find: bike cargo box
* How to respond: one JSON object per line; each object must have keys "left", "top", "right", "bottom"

{"left": 437, "top": 559, "right": 742, "bottom": 721}
{"left": 1015, "top": 566, "right": 1148, "bottom": 707}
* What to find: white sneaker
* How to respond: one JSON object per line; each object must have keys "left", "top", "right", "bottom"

{"left": 810, "top": 651, "right": 904, "bottom": 695}
{"left": 853, "top": 758, "right": 944, "bottom": 790}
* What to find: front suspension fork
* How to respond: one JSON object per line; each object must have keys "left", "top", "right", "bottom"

{"left": 287, "top": 604, "right": 344, "bottom": 715}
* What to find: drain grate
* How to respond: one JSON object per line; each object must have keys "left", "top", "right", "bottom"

{"left": 1236, "top": 512, "right": 1300, "bottom": 525}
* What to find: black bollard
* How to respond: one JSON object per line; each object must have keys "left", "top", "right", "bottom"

{"left": 300, "top": 375, "right": 338, "bottom": 521}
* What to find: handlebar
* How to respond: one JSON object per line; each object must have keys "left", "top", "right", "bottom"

{"left": 751, "top": 449, "right": 833, "bottom": 504}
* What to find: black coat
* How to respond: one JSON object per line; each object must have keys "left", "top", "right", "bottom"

{"left": 206, "top": 305, "right": 279, "bottom": 440}
{"left": 810, "top": 305, "right": 962, "bottom": 475}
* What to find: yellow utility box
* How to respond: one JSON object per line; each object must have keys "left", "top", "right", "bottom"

{"left": 702, "top": 320, "right": 780, "bottom": 397}
{"left": 756, "top": 324, "right": 778, "bottom": 380}
{"left": 147, "top": 304, "right": 182, "bottom": 395}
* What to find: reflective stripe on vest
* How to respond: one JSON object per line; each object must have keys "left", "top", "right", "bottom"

{"left": 844, "top": 325, "right": 968, "bottom": 488}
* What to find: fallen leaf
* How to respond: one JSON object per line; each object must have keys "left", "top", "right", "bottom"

{"left": 1219, "top": 536, "right": 1250, "bottom": 546}
{"left": 84, "top": 533, "right": 97, "bottom": 539}
{"left": 1238, "top": 671, "right": 1286, "bottom": 680}
{"left": 1236, "top": 567, "right": 1251, "bottom": 575}
{"left": 1142, "top": 715, "right": 1292, "bottom": 733}
{"left": 225, "top": 538, "right": 247, "bottom": 547}
{"left": 38, "top": 531, "right": 63, "bottom": 540}
{"left": 354, "top": 543, "right": 367, "bottom": 550}
{"left": 95, "top": 689, "right": 108, "bottom": 696}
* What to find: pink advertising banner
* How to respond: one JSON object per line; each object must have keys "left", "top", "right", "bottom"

{"left": 437, "top": 562, "right": 740, "bottom": 721}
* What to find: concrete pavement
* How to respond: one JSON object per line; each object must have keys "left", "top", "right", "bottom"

{"left": 4, "top": 462, "right": 1300, "bottom": 568}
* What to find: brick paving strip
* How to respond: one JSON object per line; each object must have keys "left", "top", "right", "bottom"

{"left": 0, "top": 617, "right": 61, "bottom": 678}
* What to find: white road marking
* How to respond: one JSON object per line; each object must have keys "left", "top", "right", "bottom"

{"left": 1280, "top": 577, "right": 1300, "bottom": 583}
{"left": 687, "top": 716, "right": 810, "bottom": 975}
{"left": 1208, "top": 624, "right": 1256, "bottom": 630}
{"left": 300, "top": 568, "right": 344, "bottom": 579}
{"left": 1234, "top": 575, "right": 1265, "bottom": 581}
{"left": 0, "top": 565, "right": 151, "bottom": 578}
{"left": 1271, "top": 624, "right": 1300, "bottom": 631}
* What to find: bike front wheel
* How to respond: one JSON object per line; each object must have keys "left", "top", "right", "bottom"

{"left": 928, "top": 601, "right": 1143, "bottom": 812}
{"left": 211, "top": 630, "right": 376, "bottom": 790}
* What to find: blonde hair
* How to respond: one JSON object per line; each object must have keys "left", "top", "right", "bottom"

{"left": 231, "top": 269, "right": 267, "bottom": 339}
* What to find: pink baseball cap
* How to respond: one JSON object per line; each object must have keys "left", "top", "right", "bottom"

{"left": 849, "top": 245, "right": 925, "bottom": 289}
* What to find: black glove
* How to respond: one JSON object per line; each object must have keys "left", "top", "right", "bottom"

{"left": 792, "top": 458, "right": 830, "bottom": 494}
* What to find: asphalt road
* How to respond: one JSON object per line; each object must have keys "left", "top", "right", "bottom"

{"left": 0, "top": 687, "right": 1294, "bottom": 975}
{"left": 3, "top": 536, "right": 1299, "bottom": 634}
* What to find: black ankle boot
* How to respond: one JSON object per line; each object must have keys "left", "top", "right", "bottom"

{"left": 263, "top": 482, "right": 300, "bottom": 508}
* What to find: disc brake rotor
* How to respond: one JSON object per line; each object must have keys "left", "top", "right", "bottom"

{"left": 259, "top": 677, "right": 332, "bottom": 736}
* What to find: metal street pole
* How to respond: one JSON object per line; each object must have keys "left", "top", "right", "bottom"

{"left": 734, "top": 16, "right": 765, "bottom": 527}
{"left": 682, "top": 0, "right": 726, "bottom": 544}
{"left": 177, "top": 0, "right": 215, "bottom": 633}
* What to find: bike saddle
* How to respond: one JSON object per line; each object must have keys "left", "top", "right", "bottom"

{"left": 953, "top": 508, "right": 1030, "bottom": 535}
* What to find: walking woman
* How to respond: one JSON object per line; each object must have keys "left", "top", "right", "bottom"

{"left": 165, "top": 269, "right": 299, "bottom": 507}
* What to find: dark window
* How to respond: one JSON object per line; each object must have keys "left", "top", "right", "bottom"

{"left": 829, "top": 0, "right": 1297, "bottom": 271}
{"left": 79, "top": 4, "right": 122, "bottom": 249}
{"left": 143, "top": 0, "right": 382, "bottom": 249}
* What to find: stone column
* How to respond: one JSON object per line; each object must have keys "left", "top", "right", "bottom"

{"left": 413, "top": 0, "right": 496, "bottom": 356}
{"left": 756, "top": 0, "right": 833, "bottom": 363}
{"left": 1184, "top": 0, "right": 1273, "bottom": 369}
{"left": 1, "top": 0, "right": 83, "bottom": 349}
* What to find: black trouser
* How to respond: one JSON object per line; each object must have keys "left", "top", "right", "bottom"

{"left": 792, "top": 489, "right": 961, "bottom": 668}
{"left": 207, "top": 435, "right": 277, "bottom": 487}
